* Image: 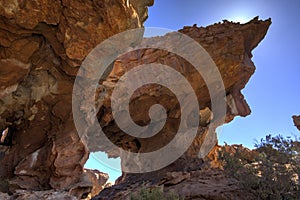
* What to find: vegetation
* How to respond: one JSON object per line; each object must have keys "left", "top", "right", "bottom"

{"left": 130, "top": 186, "right": 183, "bottom": 200}
{"left": 219, "top": 134, "right": 300, "bottom": 200}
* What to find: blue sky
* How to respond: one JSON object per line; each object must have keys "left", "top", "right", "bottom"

{"left": 85, "top": 0, "right": 300, "bottom": 182}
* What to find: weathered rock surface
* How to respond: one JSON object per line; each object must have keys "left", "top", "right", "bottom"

{"left": 293, "top": 115, "right": 300, "bottom": 131}
{"left": 0, "top": 192, "right": 10, "bottom": 200}
{"left": 94, "top": 169, "right": 257, "bottom": 200}
{"left": 0, "top": 0, "right": 153, "bottom": 197}
{"left": 1, "top": 190, "right": 77, "bottom": 200}
{"left": 0, "top": 0, "right": 272, "bottom": 199}
{"left": 86, "top": 17, "right": 271, "bottom": 168}
{"left": 0, "top": 169, "right": 108, "bottom": 199}
{"left": 90, "top": 18, "right": 271, "bottom": 199}
{"left": 76, "top": 169, "right": 109, "bottom": 199}
{"left": 94, "top": 145, "right": 261, "bottom": 200}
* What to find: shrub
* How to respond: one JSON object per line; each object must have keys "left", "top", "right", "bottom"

{"left": 130, "top": 186, "right": 183, "bottom": 200}
{"left": 219, "top": 134, "right": 300, "bottom": 200}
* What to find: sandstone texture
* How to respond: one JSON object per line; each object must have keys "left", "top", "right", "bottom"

{"left": 95, "top": 169, "right": 257, "bottom": 200}
{"left": 86, "top": 17, "right": 271, "bottom": 170}
{"left": 0, "top": 0, "right": 153, "bottom": 197}
{"left": 80, "top": 169, "right": 109, "bottom": 199}
{"left": 90, "top": 18, "right": 271, "bottom": 199}
{"left": 0, "top": 189, "right": 77, "bottom": 200}
{"left": 0, "top": 0, "right": 272, "bottom": 199}
{"left": 88, "top": 17, "right": 271, "bottom": 199}
{"left": 93, "top": 146, "right": 260, "bottom": 200}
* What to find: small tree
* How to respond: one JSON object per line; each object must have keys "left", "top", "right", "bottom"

{"left": 220, "top": 134, "right": 300, "bottom": 200}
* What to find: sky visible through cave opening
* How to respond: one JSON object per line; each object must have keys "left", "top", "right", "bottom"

{"left": 85, "top": 0, "right": 300, "bottom": 183}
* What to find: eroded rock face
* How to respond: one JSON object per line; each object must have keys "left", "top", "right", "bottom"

{"left": 0, "top": 0, "right": 153, "bottom": 195}
{"left": 1, "top": 190, "right": 77, "bottom": 200}
{"left": 0, "top": 0, "right": 271, "bottom": 198}
{"left": 86, "top": 17, "right": 271, "bottom": 168}
{"left": 93, "top": 146, "right": 260, "bottom": 200}
{"left": 94, "top": 169, "right": 257, "bottom": 200}
{"left": 293, "top": 115, "right": 300, "bottom": 131}
{"left": 79, "top": 169, "right": 109, "bottom": 199}
{"left": 90, "top": 18, "right": 271, "bottom": 199}
{"left": 67, "top": 169, "right": 109, "bottom": 199}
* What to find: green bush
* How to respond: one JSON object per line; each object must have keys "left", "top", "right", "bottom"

{"left": 219, "top": 134, "right": 300, "bottom": 200}
{"left": 130, "top": 186, "right": 183, "bottom": 200}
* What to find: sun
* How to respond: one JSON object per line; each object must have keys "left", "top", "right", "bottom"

{"left": 228, "top": 15, "right": 252, "bottom": 23}
{"left": 224, "top": 5, "right": 255, "bottom": 24}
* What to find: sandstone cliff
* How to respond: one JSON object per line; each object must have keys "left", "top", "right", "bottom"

{"left": 0, "top": 0, "right": 153, "bottom": 198}
{"left": 0, "top": 0, "right": 272, "bottom": 199}
{"left": 92, "top": 18, "right": 271, "bottom": 200}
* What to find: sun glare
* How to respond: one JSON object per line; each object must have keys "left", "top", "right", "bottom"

{"left": 224, "top": 5, "right": 255, "bottom": 24}
{"left": 228, "top": 15, "right": 252, "bottom": 23}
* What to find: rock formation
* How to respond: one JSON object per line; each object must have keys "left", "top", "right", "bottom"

{"left": 0, "top": 189, "right": 77, "bottom": 200}
{"left": 293, "top": 115, "right": 300, "bottom": 131}
{"left": 90, "top": 17, "right": 271, "bottom": 160}
{"left": 96, "top": 169, "right": 258, "bottom": 200}
{"left": 0, "top": 0, "right": 153, "bottom": 197}
{"left": 0, "top": 0, "right": 272, "bottom": 199}
{"left": 91, "top": 18, "right": 271, "bottom": 199}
